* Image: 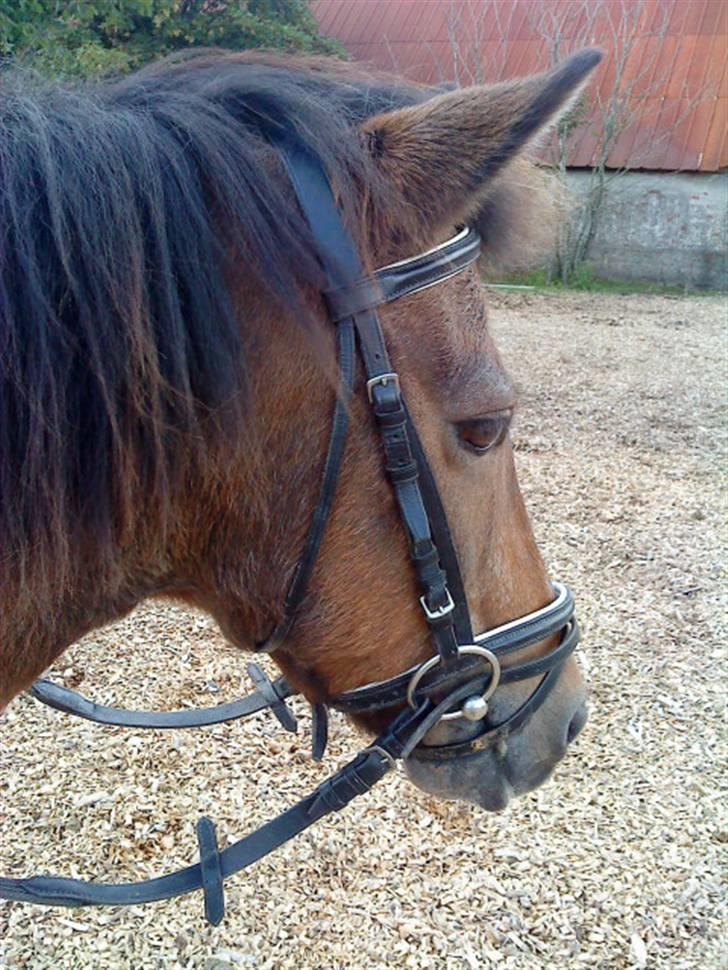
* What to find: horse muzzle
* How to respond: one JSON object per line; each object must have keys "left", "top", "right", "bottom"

{"left": 404, "top": 685, "right": 588, "bottom": 811}
{"left": 329, "top": 582, "right": 584, "bottom": 810}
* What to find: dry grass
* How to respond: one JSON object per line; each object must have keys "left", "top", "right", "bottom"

{"left": 1, "top": 291, "right": 725, "bottom": 970}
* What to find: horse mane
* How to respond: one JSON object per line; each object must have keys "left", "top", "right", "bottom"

{"left": 0, "top": 51, "right": 423, "bottom": 593}
{"left": 0, "top": 50, "right": 556, "bottom": 597}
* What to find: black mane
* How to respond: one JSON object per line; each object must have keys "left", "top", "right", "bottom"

{"left": 0, "top": 51, "right": 423, "bottom": 587}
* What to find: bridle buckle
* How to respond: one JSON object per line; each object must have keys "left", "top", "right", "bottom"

{"left": 366, "top": 372, "right": 400, "bottom": 403}
{"left": 419, "top": 588, "right": 455, "bottom": 621}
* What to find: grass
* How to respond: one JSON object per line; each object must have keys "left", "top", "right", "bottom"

{"left": 496, "top": 265, "right": 718, "bottom": 297}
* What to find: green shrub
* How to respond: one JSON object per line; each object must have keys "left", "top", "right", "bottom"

{"left": 0, "top": 0, "right": 343, "bottom": 78}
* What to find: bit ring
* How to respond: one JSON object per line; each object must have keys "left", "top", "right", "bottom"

{"left": 406, "top": 645, "right": 501, "bottom": 721}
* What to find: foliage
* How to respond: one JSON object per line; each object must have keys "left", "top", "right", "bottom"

{"left": 0, "top": 0, "right": 343, "bottom": 78}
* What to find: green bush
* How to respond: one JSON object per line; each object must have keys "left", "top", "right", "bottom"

{"left": 0, "top": 0, "right": 343, "bottom": 78}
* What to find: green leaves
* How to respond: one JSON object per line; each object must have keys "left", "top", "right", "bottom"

{"left": 0, "top": 0, "right": 343, "bottom": 78}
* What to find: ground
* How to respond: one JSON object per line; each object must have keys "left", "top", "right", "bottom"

{"left": 1, "top": 290, "right": 725, "bottom": 970}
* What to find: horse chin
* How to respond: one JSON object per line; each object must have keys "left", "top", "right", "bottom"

{"left": 403, "top": 698, "right": 588, "bottom": 812}
{"left": 404, "top": 750, "right": 518, "bottom": 812}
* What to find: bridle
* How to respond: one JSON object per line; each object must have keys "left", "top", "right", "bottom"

{"left": 0, "top": 136, "right": 579, "bottom": 924}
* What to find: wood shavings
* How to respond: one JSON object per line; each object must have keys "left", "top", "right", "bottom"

{"left": 1, "top": 291, "right": 724, "bottom": 968}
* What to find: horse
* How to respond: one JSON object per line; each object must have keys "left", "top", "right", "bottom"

{"left": 0, "top": 48, "right": 600, "bottom": 833}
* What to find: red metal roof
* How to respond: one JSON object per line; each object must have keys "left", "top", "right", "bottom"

{"left": 314, "top": 0, "right": 727, "bottom": 172}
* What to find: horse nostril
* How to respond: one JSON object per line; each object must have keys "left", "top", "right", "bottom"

{"left": 566, "top": 704, "right": 588, "bottom": 745}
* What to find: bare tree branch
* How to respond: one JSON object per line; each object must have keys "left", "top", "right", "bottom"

{"left": 394, "top": 0, "right": 716, "bottom": 284}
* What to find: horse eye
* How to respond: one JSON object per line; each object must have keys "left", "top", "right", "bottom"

{"left": 456, "top": 409, "right": 513, "bottom": 455}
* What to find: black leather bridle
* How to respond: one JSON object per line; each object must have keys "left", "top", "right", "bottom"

{"left": 0, "top": 137, "right": 579, "bottom": 924}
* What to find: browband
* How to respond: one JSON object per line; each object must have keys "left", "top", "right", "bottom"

{"left": 324, "top": 226, "right": 480, "bottom": 323}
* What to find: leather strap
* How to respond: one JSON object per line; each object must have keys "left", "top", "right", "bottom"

{"left": 196, "top": 817, "right": 225, "bottom": 926}
{"left": 256, "top": 318, "right": 355, "bottom": 652}
{"left": 30, "top": 675, "right": 294, "bottom": 730}
{"left": 405, "top": 407, "right": 474, "bottom": 644}
{"left": 0, "top": 705, "right": 425, "bottom": 917}
{"left": 331, "top": 583, "right": 576, "bottom": 714}
{"left": 324, "top": 227, "right": 480, "bottom": 323}
{"left": 246, "top": 663, "right": 297, "bottom": 733}
{"left": 310, "top": 703, "right": 329, "bottom": 762}
{"left": 271, "top": 136, "right": 474, "bottom": 669}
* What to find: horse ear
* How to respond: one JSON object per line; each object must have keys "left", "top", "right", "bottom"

{"left": 361, "top": 50, "right": 602, "bottom": 236}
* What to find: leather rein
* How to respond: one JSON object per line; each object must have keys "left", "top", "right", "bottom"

{"left": 0, "top": 137, "right": 579, "bottom": 925}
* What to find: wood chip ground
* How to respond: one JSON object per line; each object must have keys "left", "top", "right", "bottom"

{"left": 1, "top": 290, "right": 725, "bottom": 969}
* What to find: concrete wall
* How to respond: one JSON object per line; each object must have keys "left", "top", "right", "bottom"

{"left": 564, "top": 170, "right": 727, "bottom": 290}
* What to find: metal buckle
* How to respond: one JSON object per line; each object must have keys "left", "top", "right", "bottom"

{"left": 419, "top": 588, "right": 455, "bottom": 621}
{"left": 406, "top": 645, "right": 501, "bottom": 721}
{"left": 366, "top": 744, "right": 399, "bottom": 770}
{"left": 366, "top": 372, "right": 400, "bottom": 403}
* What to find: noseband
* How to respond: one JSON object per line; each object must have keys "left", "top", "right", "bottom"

{"left": 1, "top": 137, "right": 579, "bottom": 924}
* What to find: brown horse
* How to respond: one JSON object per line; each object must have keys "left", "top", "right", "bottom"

{"left": 0, "top": 49, "right": 599, "bottom": 811}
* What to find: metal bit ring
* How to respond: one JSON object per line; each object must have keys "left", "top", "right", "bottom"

{"left": 406, "top": 645, "right": 501, "bottom": 721}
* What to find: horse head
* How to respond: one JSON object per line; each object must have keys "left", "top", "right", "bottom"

{"left": 0, "top": 49, "right": 601, "bottom": 813}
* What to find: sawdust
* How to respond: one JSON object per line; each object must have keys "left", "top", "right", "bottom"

{"left": 1, "top": 290, "right": 725, "bottom": 969}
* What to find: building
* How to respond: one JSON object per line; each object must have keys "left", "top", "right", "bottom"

{"left": 314, "top": 0, "right": 727, "bottom": 288}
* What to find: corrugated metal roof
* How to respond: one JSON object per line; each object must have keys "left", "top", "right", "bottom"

{"left": 314, "top": 0, "right": 727, "bottom": 172}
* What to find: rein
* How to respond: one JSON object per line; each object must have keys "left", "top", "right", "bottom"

{"left": 1, "top": 137, "right": 579, "bottom": 925}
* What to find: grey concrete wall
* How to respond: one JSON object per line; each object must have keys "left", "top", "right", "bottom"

{"left": 564, "top": 170, "right": 727, "bottom": 290}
